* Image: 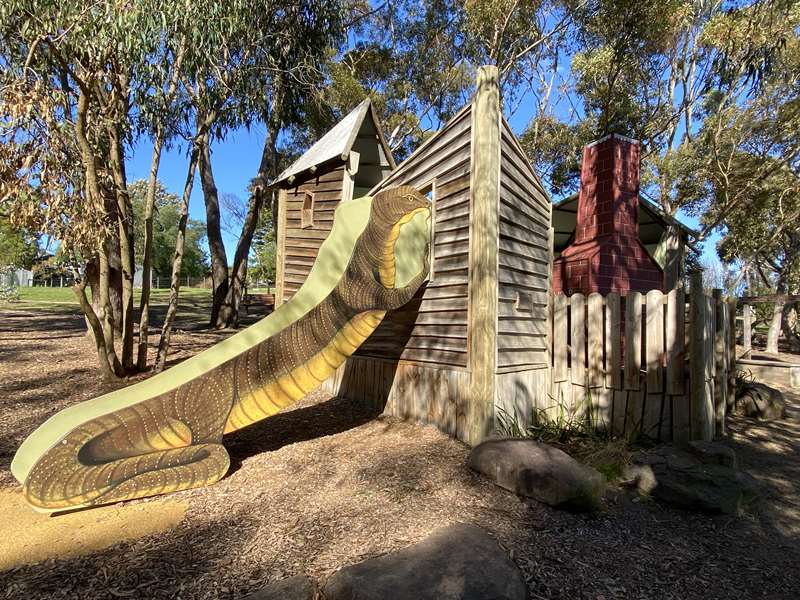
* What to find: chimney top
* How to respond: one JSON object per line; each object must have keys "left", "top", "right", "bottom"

{"left": 585, "top": 133, "right": 639, "bottom": 148}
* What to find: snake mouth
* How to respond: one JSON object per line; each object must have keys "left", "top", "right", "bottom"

{"left": 378, "top": 205, "right": 430, "bottom": 289}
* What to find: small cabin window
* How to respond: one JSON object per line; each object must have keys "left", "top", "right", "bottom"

{"left": 418, "top": 181, "right": 435, "bottom": 282}
{"left": 301, "top": 191, "right": 314, "bottom": 229}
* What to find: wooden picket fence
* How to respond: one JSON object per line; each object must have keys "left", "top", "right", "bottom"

{"left": 549, "top": 279, "right": 736, "bottom": 443}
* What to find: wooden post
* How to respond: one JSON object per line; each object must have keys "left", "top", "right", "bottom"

{"left": 275, "top": 188, "right": 288, "bottom": 307}
{"left": 467, "top": 65, "right": 501, "bottom": 446}
{"left": 712, "top": 289, "right": 726, "bottom": 437}
{"left": 742, "top": 303, "right": 752, "bottom": 357}
{"left": 689, "top": 272, "right": 713, "bottom": 441}
{"left": 728, "top": 298, "right": 738, "bottom": 405}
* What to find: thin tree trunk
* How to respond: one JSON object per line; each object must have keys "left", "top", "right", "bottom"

{"left": 198, "top": 136, "right": 229, "bottom": 327}
{"left": 215, "top": 188, "right": 264, "bottom": 328}
{"left": 766, "top": 299, "right": 784, "bottom": 353}
{"left": 136, "top": 127, "right": 167, "bottom": 370}
{"left": 74, "top": 89, "right": 122, "bottom": 377}
{"left": 155, "top": 144, "right": 199, "bottom": 372}
{"left": 782, "top": 301, "right": 800, "bottom": 352}
{"left": 73, "top": 278, "right": 117, "bottom": 381}
{"left": 214, "top": 117, "right": 278, "bottom": 329}
{"left": 108, "top": 127, "right": 135, "bottom": 370}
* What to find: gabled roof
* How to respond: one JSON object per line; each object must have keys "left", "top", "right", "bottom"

{"left": 272, "top": 98, "right": 395, "bottom": 188}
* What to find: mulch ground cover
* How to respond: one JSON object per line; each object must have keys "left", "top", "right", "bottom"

{"left": 1, "top": 306, "right": 798, "bottom": 600}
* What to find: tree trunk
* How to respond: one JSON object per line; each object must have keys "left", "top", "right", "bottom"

{"left": 781, "top": 301, "right": 800, "bottom": 352}
{"left": 108, "top": 127, "right": 136, "bottom": 370}
{"left": 766, "top": 298, "right": 784, "bottom": 353}
{"left": 198, "top": 136, "right": 229, "bottom": 327}
{"left": 155, "top": 144, "right": 199, "bottom": 372}
{"left": 136, "top": 127, "right": 168, "bottom": 370}
{"left": 214, "top": 114, "right": 280, "bottom": 328}
{"left": 215, "top": 189, "right": 264, "bottom": 328}
{"left": 73, "top": 278, "right": 118, "bottom": 381}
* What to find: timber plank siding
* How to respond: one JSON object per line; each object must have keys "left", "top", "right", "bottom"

{"left": 279, "top": 164, "right": 346, "bottom": 303}
{"left": 496, "top": 117, "right": 551, "bottom": 373}
{"left": 359, "top": 105, "right": 474, "bottom": 368}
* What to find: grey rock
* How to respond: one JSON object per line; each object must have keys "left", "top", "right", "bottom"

{"left": 468, "top": 438, "right": 605, "bottom": 511}
{"left": 736, "top": 382, "right": 787, "bottom": 420}
{"left": 687, "top": 440, "right": 737, "bottom": 468}
{"left": 628, "top": 445, "right": 758, "bottom": 515}
{"left": 243, "top": 575, "right": 316, "bottom": 600}
{"left": 322, "top": 523, "right": 526, "bottom": 600}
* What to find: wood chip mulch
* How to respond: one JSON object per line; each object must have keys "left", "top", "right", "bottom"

{"left": 1, "top": 308, "right": 799, "bottom": 600}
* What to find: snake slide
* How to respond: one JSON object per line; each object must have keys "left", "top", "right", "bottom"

{"left": 11, "top": 186, "right": 431, "bottom": 513}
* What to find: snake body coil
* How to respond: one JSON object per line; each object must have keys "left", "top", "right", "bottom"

{"left": 18, "top": 187, "right": 430, "bottom": 511}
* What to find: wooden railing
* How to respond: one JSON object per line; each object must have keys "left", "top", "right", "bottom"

{"left": 549, "top": 274, "right": 736, "bottom": 443}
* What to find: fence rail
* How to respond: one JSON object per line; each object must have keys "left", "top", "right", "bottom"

{"left": 549, "top": 276, "right": 735, "bottom": 443}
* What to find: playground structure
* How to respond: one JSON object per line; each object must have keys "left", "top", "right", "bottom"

{"left": 12, "top": 188, "right": 432, "bottom": 511}
{"left": 13, "top": 66, "right": 745, "bottom": 512}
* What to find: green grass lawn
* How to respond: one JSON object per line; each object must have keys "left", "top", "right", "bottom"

{"left": 2, "top": 286, "right": 213, "bottom": 312}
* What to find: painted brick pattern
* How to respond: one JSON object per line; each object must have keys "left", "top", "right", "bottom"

{"left": 553, "top": 134, "right": 662, "bottom": 295}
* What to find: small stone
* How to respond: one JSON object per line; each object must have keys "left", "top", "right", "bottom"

{"left": 322, "top": 523, "right": 526, "bottom": 600}
{"left": 242, "top": 574, "right": 316, "bottom": 600}
{"left": 468, "top": 438, "right": 605, "bottom": 511}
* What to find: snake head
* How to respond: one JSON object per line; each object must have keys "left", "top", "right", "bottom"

{"left": 342, "top": 185, "right": 431, "bottom": 311}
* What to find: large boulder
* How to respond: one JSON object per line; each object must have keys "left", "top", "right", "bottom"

{"left": 468, "top": 438, "right": 605, "bottom": 511}
{"left": 624, "top": 443, "right": 758, "bottom": 515}
{"left": 736, "top": 382, "right": 787, "bottom": 420}
{"left": 322, "top": 523, "right": 526, "bottom": 600}
{"left": 243, "top": 575, "right": 316, "bottom": 600}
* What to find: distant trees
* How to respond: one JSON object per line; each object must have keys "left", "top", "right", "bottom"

{"left": 128, "top": 180, "right": 208, "bottom": 278}
{"left": 0, "top": 213, "right": 38, "bottom": 269}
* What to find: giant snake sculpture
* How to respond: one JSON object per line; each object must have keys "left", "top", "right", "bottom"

{"left": 12, "top": 186, "right": 431, "bottom": 512}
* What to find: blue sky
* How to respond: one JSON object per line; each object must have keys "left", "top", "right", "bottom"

{"left": 124, "top": 71, "right": 719, "bottom": 268}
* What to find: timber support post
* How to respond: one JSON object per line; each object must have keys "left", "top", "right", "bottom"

{"left": 467, "top": 65, "right": 501, "bottom": 445}
{"left": 689, "top": 272, "right": 714, "bottom": 441}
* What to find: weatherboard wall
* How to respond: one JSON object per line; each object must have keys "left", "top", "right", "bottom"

{"left": 277, "top": 164, "right": 347, "bottom": 305}
{"left": 354, "top": 104, "right": 474, "bottom": 368}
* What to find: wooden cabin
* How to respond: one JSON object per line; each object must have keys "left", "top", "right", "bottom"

{"left": 272, "top": 98, "right": 396, "bottom": 305}
{"left": 318, "top": 67, "right": 554, "bottom": 445}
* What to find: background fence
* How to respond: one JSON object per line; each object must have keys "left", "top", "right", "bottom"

{"left": 549, "top": 276, "right": 736, "bottom": 443}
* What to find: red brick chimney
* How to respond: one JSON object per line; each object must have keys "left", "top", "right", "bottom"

{"left": 552, "top": 134, "right": 662, "bottom": 295}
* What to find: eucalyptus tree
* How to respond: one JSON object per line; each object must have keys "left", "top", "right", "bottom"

{"left": 176, "top": 0, "right": 346, "bottom": 329}
{"left": 0, "top": 1, "right": 176, "bottom": 378}
{"left": 680, "top": 24, "right": 800, "bottom": 350}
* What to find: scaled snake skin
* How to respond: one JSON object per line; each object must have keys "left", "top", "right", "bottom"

{"left": 22, "top": 186, "right": 430, "bottom": 510}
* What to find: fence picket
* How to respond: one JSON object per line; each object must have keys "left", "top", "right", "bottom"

{"left": 553, "top": 294, "right": 568, "bottom": 382}
{"left": 606, "top": 293, "right": 621, "bottom": 390}
{"left": 645, "top": 290, "right": 664, "bottom": 392}
{"left": 570, "top": 294, "right": 586, "bottom": 385}
{"left": 666, "top": 288, "right": 685, "bottom": 394}
{"left": 624, "top": 292, "right": 642, "bottom": 390}
{"left": 588, "top": 293, "right": 604, "bottom": 388}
